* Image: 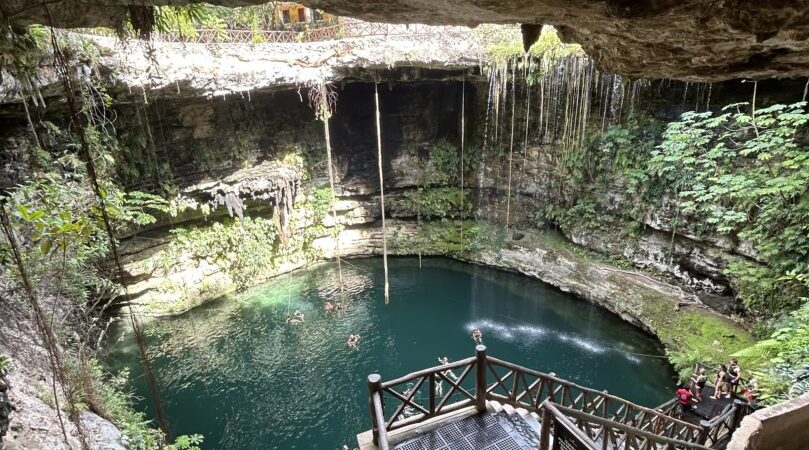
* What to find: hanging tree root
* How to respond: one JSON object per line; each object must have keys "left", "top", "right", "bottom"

{"left": 43, "top": 16, "right": 171, "bottom": 438}
{"left": 307, "top": 80, "right": 344, "bottom": 292}
{"left": 374, "top": 81, "right": 390, "bottom": 304}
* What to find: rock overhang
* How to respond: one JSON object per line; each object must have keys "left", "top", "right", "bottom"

{"left": 4, "top": 1, "right": 809, "bottom": 81}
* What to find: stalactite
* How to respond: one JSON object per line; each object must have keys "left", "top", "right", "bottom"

{"left": 803, "top": 79, "right": 809, "bottom": 102}
{"left": 706, "top": 83, "right": 713, "bottom": 110}
{"left": 374, "top": 81, "right": 390, "bottom": 304}
{"left": 505, "top": 60, "right": 517, "bottom": 229}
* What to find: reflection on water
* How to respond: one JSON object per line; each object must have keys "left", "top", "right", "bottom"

{"left": 106, "top": 257, "right": 676, "bottom": 450}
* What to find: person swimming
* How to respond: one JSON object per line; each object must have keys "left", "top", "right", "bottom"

{"left": 324, "top": 301, "right": 334, "bottom": 312}
{"left": 347, "top": 334, "right": 361, "bottom": 348}
{"left": 286, "top": 312, "right": 304, "bottom": 324}
{"left": 471, "top": 328, "right": 483, "bottom": 344}
{"left": 437, "top": 356, "right": 458, "bottom": 382}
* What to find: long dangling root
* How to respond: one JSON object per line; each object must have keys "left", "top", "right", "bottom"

{"left": 374, "top": 81, "right": 390, "bottom": 304}
{"left": 308, "top": 80, "right": 344, "bottom": 292}
{"left": 44, "top": 16, "right": 171, "bottom": 438}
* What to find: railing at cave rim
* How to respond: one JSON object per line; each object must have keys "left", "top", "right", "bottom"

{"left": 77, "top": 19, "right": 472, "bottom": 45}
{"left": 365, "top": 345, "right": 751, "bottom": 449}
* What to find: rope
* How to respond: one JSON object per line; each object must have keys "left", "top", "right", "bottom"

{"left": 459, "top": 76, "right": 465, "bottom": 247}
{"left": 374, "top": 81, "right": 390, "bottom": 304}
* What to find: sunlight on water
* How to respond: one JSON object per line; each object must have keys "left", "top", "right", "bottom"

{"left": 106, "top": 258, "right": 676, "bottom": 450}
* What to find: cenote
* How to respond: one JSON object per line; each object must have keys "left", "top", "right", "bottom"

{"left": 106, "top": 257, "right": 676, "bottom": 449}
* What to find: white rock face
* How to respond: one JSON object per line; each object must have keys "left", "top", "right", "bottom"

{"left": 91, "top": 32, "right": 482, "bottom": 98}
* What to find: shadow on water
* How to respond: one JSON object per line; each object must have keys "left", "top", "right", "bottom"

{"left": 105, "top": 257, "right": 677, "bottom": 450}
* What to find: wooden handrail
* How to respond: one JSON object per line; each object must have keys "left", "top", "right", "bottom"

{"left": 364, "top": 348, "right": 744, "bottom": 448}
{"left": 552, "top": 402, "right": 713, "bottom": 450}
{"left": 540, "top": 402, "right": 599, "bottom": 450}
{"left": 380, "top": 357, "right": 475, "bottom": 388}
{"left": 485, "top": 356, "right": 703, "bottom": 438}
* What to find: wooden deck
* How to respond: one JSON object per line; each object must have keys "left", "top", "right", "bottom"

{"left": 360, "top": 348, "right": 752, "bottom": 450}
{"left": 680, "top": 386, "right": 743, "bottom": 425}
{"left": 359, "top": 401, "right": 541, "bottom": 450}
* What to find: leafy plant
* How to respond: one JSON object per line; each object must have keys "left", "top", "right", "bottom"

{"left": 650, "top": 102, "right": 809, "bottom": 314}
{"left": 169, "top": 216, "right": 279, "bottom": 289}
{"left": 0, "top": 355, "right": 10, "bottom": 376}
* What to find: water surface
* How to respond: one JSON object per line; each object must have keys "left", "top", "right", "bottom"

{"left": 107, "top": 257, "right": 676, "bottom": 449}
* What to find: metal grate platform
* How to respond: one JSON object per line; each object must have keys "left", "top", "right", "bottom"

{"left": 394, "top": 413, "right": 535, "bottom": 450}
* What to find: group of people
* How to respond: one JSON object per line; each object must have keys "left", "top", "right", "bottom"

{"left": 675, "top": 358, "right": 759, "bottom": 419}
{"left": 286, "top": 299, "right": 358, "bottom": 348}
{"left": 323, "top": 301, "right": 349, "bottom": 314}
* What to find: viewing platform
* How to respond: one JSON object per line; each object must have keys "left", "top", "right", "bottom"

{"left": 358, "top": 346, "right": 755, "bottom": 450}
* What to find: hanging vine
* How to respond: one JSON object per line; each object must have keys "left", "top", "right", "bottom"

{"left": 374, "top": 81, "right": 390, "bottom": 304}
{"left": 43, "top": 18, "right": 171, "bottom": 438}
{"left": 505, "top": 60, "right": 517, "bottom": 228}
{"left": 459, "top": 75, "right": 466, "bottom": 247}
{"left": 308, "top": 79, "right": 344, "bottom": 292}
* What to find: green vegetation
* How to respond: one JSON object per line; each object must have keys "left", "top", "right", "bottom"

{"left": 475, "top": 25, "right": 583, "bottom": 66}
{"left": 404, "top": 188, "right": 472, "bottom": 219}
{"left": 545, "top": 101, "right": 809, "bottom": 402}
{"left": 0, "top": 355, "right": 10, "bottom": 376}
{"left": 67, "top": 358, "right": 201, "bottom": 450}
{"left": 734, "top": 302, "right": 809, "bottom": 403}
{"left": 0, "top": 25, "right": 204, "bottom": 447}
{"left": 169, "top": 216, "right": 280, "bottom": 289}
{"left": 651, "top": 103, "right": 809, "bottom": 316}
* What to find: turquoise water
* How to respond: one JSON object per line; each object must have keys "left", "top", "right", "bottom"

{"left": 106, "top": 257, "right": 677, "bottom": 449}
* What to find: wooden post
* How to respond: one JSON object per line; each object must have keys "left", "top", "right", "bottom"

{"left": 429, "top": 372, "right": 436, "bottom": 416}
{"left": 731, "top": 400, "right": 745, "bottom": 429}
{"left": 540, "top": 403, "right": 552, "bottom": 450}
{"left": 475, "top": 345, "right": 487, "bottom": 412}
{"left": 698, "top": 419, "right": 711, "bottom": 446}
{"left": 368, "top": 374, "right": 383, "bottom": 446}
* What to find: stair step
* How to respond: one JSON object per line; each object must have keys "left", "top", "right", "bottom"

{"left": 502, "top": 404, "right": 516, "bottom": 415}
{"left": 488, "top": 401, "right": 503, "bottom": 413}
{"left": 515, "top": 407, "right": 529, "bottom": 417}
{"left": 521, "top": 411, "right": 542, "bottom": 436}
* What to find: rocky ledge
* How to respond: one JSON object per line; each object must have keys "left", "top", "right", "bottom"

{"left": 5, "top": 1, "right": 809, "bottom": 81}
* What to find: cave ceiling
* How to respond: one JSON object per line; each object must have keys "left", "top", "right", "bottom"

{"left": 4, "top": 0, "right": 809, "bottom": 81}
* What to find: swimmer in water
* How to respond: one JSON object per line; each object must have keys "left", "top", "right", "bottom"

{"left": 324, "top": 301, "right": 334, "bottom": 312}
{"left": 471, "top": 328, "right": 483, "bottom": 344}
{"left": 347, "top": 334, "right": 361, "bottom": 349}
{"left": 293, "top": 309, "right": 305, "bottom": 322}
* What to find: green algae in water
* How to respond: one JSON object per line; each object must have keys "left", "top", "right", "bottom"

{"left": 105, "top": 257, "right": 677, "bottom": 449}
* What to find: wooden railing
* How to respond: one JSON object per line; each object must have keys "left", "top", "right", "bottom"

{"left": 540, "top": 402, "right": 713, "bottom": 450}
{"left": 700, "top": 400, "right": 756, "bottom": 447}
{"left": 485, "top": 355, "right": 705, "bottom": 443}
{"left": 78, "top": 19, "right": 471, "bottom": 45}
{"left": 365, "top": 345, "right": 709, "bottom": 448}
